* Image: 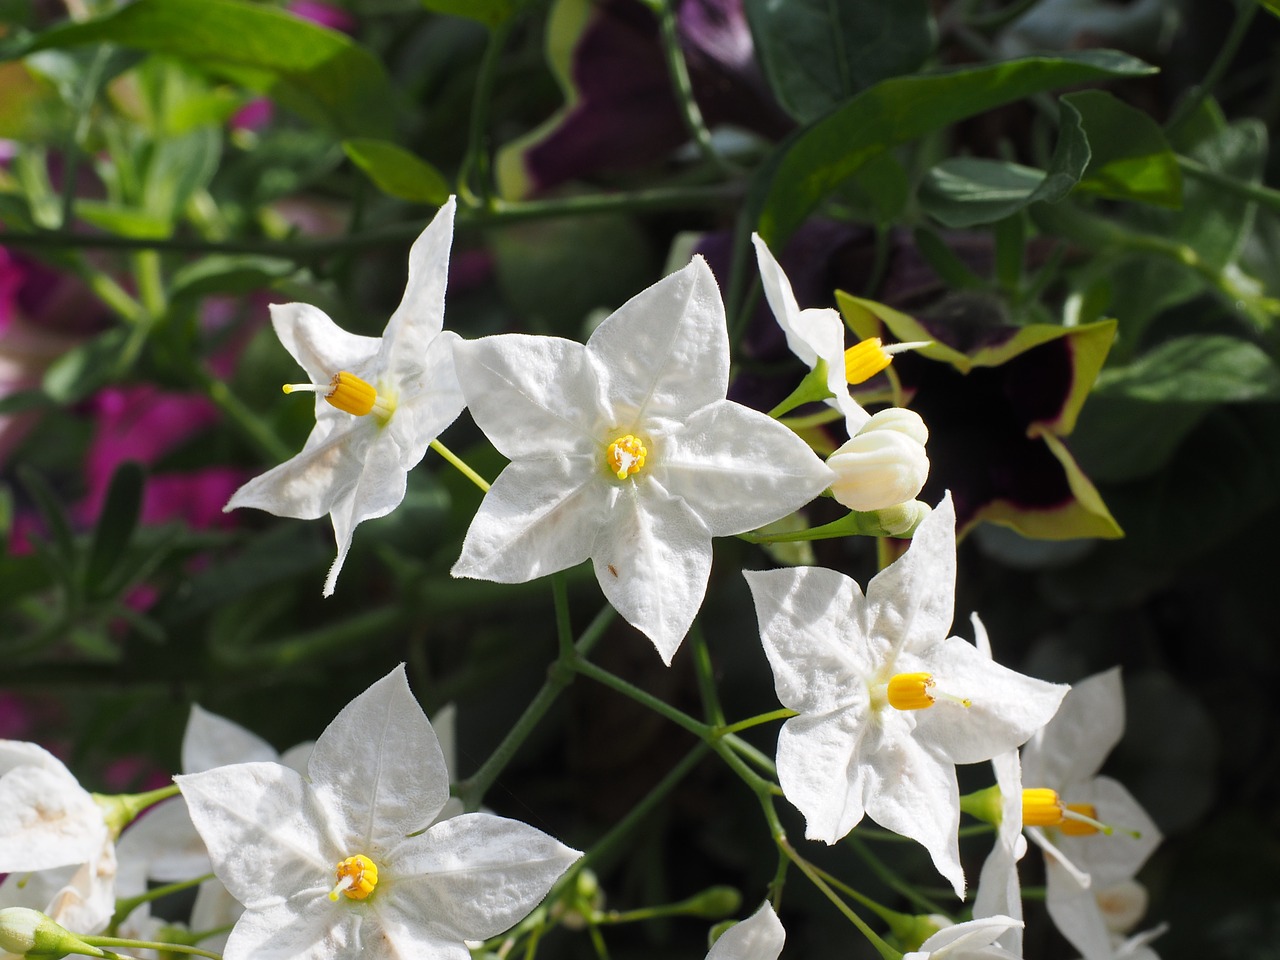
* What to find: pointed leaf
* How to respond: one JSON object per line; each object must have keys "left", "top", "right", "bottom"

{"left": 342, "top": 138, "right": 451, "bottom": 205}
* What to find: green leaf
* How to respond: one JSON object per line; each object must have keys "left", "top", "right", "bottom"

{"left": 42, "top": 327, "right": 131, "bottom": 403}
{"left": 20, "top": 0, "right": 395, "bottom": 138}
{"left": 169, "top": 254, "right": 298, "bottom": 301}
{"left": 744, "top": 0, "right": 935, "bottom": 123}
{"left": 84, "top": 462, "right": 144, "bottom": 600}
{"left": 1065, "top": 89, "right": 1182, "bottom": 208}
{"left": 141, "top": 125, "right": 223, "bottom": 224}
{"left": 1096, "top": 334, "right": 1280, "bottom": 403}
{"left": 421, "top": 0, "right": 519, "bottom": 28}
{"left": 342, "top": 138, "right": 452, "bottom": 205}
{"left": 757, "top": 50, "right": 1156, "bottom": 245}
{"left": 921, "top": 97, "right": 1090, "bottom": 228}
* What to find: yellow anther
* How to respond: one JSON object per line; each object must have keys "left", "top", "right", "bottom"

{"left": 606, "top": 434, "right": 647, "bottom": 480}
{"left": 1021, "top": 788, "right": 1065, "bottom": 827}
{"left": 886, "top": 672, "right": 935, "bottom": 710}
{"left": 283, "top": 371, "right": 394, "bottom": 419}
{"left": 329, "top": 855, "right": 379, "bottom": 901}
{"left": 1061, "top": 803, "right": 1102, "bottom": 836}
{"left": 844, "top": 338, "right": 932, "bottom": 385}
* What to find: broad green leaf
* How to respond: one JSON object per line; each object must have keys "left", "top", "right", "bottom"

{"left": 744, "top": 0, "right": 935, "bottom": 123}
{"left": 74, "top": 200, "right": 171, "bottom": 238}
{"left": 422, "top": 0, "right": 519, "bottom": 28}
{"left": 1065, "top": 89, "right": 1181, "bottom": 208}
{"left": 922, "top": 97, "right": 1090, "bottom": 228}
{"left": 1095, "top": 334, "right": 1280, "bottom": 403}
{"left": 84, "top": 462, "right": 144, "bottom": 600}
{"left": 758, "top": 50, "right": 1156, "bottom": 245}
{"left": 837, "top": 151, "right": 910, "bottom": 227}
{"left": 342, "top": 138, "right": 451, "bottom": 205}
{"left": 21, "top": 0, "right": 394, "bottom": 138}
{"left": 169, "top": 254, "right": 298, "bottom": 301}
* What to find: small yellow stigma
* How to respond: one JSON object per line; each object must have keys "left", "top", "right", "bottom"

{"left": 844, "top": 338, "right": 932, "bottom": 385}
{"left": 329, "top": 855, "right": 379, "bottom": 901}
{"left": 1021, "top": 788, "right": 1065, "bottom": 827}
{"left": 885, "top": 672, "right": 972, "bottom": 711}
{"left": 283, "top": 371, "right": 395, "bottom": 419}
{"left": 606, "top": 434, "right": 647, "bottom": 480}
{"left": 1061, "top": 803, "right": 1103, "bottom": 836}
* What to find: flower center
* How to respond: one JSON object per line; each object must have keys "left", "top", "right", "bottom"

{"left": 885, "top": 672, "right": 971, "bottom": 711}
{"left": 283, "top": 371, "right": 396, "bottom": 420}
{"left": 844, "top": 338, "right": 931, "bottom": 385}
{"left": 605, "top": 434, "right": 647, "bottom": 480}
{"left": 329, "top": 854, "right": 379, "bottom": 901}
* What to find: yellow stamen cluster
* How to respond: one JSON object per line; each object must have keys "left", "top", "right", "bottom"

{"left": 1021, "top": 788, "right": 1065, "bottom": 826}
{"left": 886, "top": 672, "right": 935, "bottom": 711}
{"left": 283, "top": 371, "right": 394, "bottom": 419}
{"left": 844, "top": 338, "right": 894, "bottom": 385}
{"left": 606, "top": 435, "right": 647, "bottom": 480}
{"left": 329, "top": 855, "right": 379, "bottom": 901}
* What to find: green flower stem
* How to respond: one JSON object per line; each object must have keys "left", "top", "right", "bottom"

{"left": 717, "top": 709, "right": 797, "bottom": 737}
{"left": 1177, "top": 153, "right": 1280, "bottom": 217}
{"left": 656, "top": 0, "right": 730, "bottom": 175}
{"left": 844, "top": 833, "right": 946, "bottom": 916}
{"left": 721, "top": 732, "right": 780, "bottom": 777}
{"left": 778, "top": 407, "right": 844, "bottom": 430}
{"left": 779, "top": 838, "right": 902, "bottom": 960}
{"left": 94, "top": 784, "right": 180, "bottom": 838}
{"left": 133, "top": 249, "right": 167, "bottom": 321}
{"left": 457, "top": 604, "right": 616, "bottom": 810}
{"left": 802, "top": 858, "right": 918, "bottom": 935}
{"left": 552, "top": 573, "right": 574, "bottom": 660}
{"left": 688, "top": 624, "right": 726, "bottom": 726}
{"left": 111, "top": 873, "right": 216, "bottom": 929}
{"left": 457, "top": 16, "right": 516, "bottom": 206}
{"left": 429, "top": 439, "right": 491, "bottom": 493}
{"left": 212, "top": 605, "right": 406, "bottom": 669}
{"left": 1166, "top": 0, "right": 1257, "bottom": 134}
{"left": 569, "top": 656, "right": 712, "bottom": 739}
{"left": 83, "top": 269, "right": 145, "bottom": 325}
{"left": 80, "top": 935, "right": 222, "bottom": 960}
{"left": 59, "top": 46, "right": 110, "bottom": 230}
{"left": 0, "top": 186, "right": 741, "bottom": 258}
{"left": 766, "top": 363, "right": 834, "bottom": 419}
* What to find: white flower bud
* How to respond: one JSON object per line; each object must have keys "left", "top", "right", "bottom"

{"left": 827, "top": 429, "right": 929, "bottom": 512}
{"left": 1096, "top": 879, "right": 1148, "bottom": 934}
{"left": 857, "top": 407, "right": 929, "bottom": 446}
{"left": 0, "top": 907, "right": 106, "bottom": 958}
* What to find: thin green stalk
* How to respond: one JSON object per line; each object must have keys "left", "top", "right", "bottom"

{"left": 84, "top": 269, "right": 145, "bottom": 325}
{"left": 722, "top": 732, "right": 779, "bottom": 777}
{"left": 552, "top": 573, "right": 574, "bottom": 660}
{"left": 1166, "top": 1, "right": 1257, "bottom": 134}
{"left": 59, "top": 46, "right": 111, "bottom": 230}
{"left": 194, "top": 369, "right": 292, "bottom": 463}
{"left": 133, "top": 250, "right": 167, "bottom": 320}
{"left": 570, "top": 656, "right": 712, "bottom": 739}
{"left": 656, "top": 0, "right": 729, "bottom": 174}
{"left": 804, "top": 859, "right": 915, "bottom": 932}
{"left": 81, "top": 936, "right": 222, "bottom": 960}
{"left": 1178, "top": 153, "right": 1280, "bottom": 216}
{"left": 430, "top": 439, "right": 491, "bottom": 493}
{"left": 688, "top": 624, "right": 726, "bottom": 726}
{"left": 844, "top": 833, "right": 946, "bottom": 916}
{"left": 458, "top": 17, "right": 516, "bottom": 206}
{"left": 718, "top": 709, "right": 797, "bottom": 737}
{"left": 111, "top": 873, "right": 216, "bottom": 928}
{"left": 780, "top": 839, "right": 902, "bottom": 960}
{"left": 457, "top": 604, "right": 615, "bottom": 809}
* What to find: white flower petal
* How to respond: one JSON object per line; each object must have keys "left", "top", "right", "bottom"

{"left": 387, "top": 813, "right": 580, "bottom": 941}
{"left": 1045, "top": 860, "right": 1114, "bottom": 960}
{"left": 190, "top": 877, "right": 242, "bottom": 954}
{"left": 590, "top": 482, "right": 712, "bottom": 664}
{"left": 864, "top": 734, "right": 966, "bottom": 899}
{"left": 865, "top": 492, "right": 957, "bottom": 659}
{"left": 913, "top": 636, "right": 1068, "bottom": 765}
{"left": 386, "top": 329, "right": 466, "bottom": 470}
{"left": 378, "top": 198, "right": 453, "bottom": 382}
{"left": 374, "top": 912, "right": 468, "bottom": 960}
{"left": 745, "top": 566, "right": 875, "bottom": 715}
{"left": 176, "top": 763, "right": 331, "bottom": 910}
{"left": 184, "top": 705, "right": 279, "bottom": 773}
{"left": 0, "top": 753, "right": 104, "bottom": 873}
{"left": 775, "top": 711, "right": 871, "bottom": 843}
{"left": 706, "top": 901, "right": 785, "bottom": 960}
{"left": 587, "top": 257, "right": 728, "bottom": 424}
{"left": 220, "top": 894, "right": 359, "bottom": 960}
{"left": 972, "top": 751, "right": 1025, "bottom": 956}
{"left": 452, "top": 456, "right": 610, "bottom": 583}
{"left": 270, "top": 303, "right": 381, "bottom": 387}
{"left": 910, "top": 915, "right": 1023, "bottom": 959}
{"left": 1049, "top": 776, "right": 1161, "bottom": 889}
{"left": 115, "top": 797, "right": 209, "bottom": 885}
{"left": 453, "top": 334, "right": 604, "bottom": 459}
{"left": 1022, "top": 668, "right": 1124, "bottom": 789}
{"left": 323, "top": 434, "right": 412, "bottom": 596}
{"left": 655, "top": 400, "right": 833, "bottom": 536}
{"left": 307, "top": 665, "right": 450, "bottom": 851}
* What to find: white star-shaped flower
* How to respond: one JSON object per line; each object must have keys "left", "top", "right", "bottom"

{"left": 226, "top": 198, "right": 466, "bottom": 597}
{"left": 706, "top": 902, "right": 785, "bottom": 960}
{"left": 176, "top": 665, "right": 580, "bottom": 960}
{"left": 744, "top": 493, "right": 1068, "bottom": 897}
{"left": 451, "top": 256, "right": 835, "bottom": 663}
{"left": 903, "top": 916, "right": 1023, "bottom": 960}
{"left": 752, "top": 235, "right": 870, "bottom": 437}
{"left": 0, "top": 741, "right": 107, "bottom": 874}
{"left": 1020, "top": 669, "right": 1162, "bottom": 960}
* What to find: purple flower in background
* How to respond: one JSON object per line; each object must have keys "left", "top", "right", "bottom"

{"left": 496, "top": 0, "right": 790, "bottom": 197}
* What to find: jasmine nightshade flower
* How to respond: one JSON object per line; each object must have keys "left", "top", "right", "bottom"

{"left": 0, "top": 742, "right": 107, "bottom": 874}
{"left": 452, "top": 256, "right": 834, "bottom": 663}
{"left": 225, "top": 198, "right": 466, "bottom": 597}
{"left": 903, "top": 916, "right": 1023, "bottom": 960}
{"left": 1019, "top": 669, "right": 1161, "bottom": 960}
{"left": 744, "top": 493, "right": 1068, "bottom": 897}
{"left": 177, "top": 666, "right": 580, "bottom": 960}
{"left": 706, "top": 902, "right": 785, "bottom": 960}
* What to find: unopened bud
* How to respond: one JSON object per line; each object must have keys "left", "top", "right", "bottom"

{"left": 858, "top": 407, "right": 929, "bottom": 446}
{"left": 827, "top": 428, "right": 929, "bottom": 512}
{"left": 873, "top": 500, "right": 930, "bottom": 537}
{"left": 0, "top": 908, "right": 106, "bottom": 958}
{"left": 677, "top": 886, "right": 742, "bottom": 920}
